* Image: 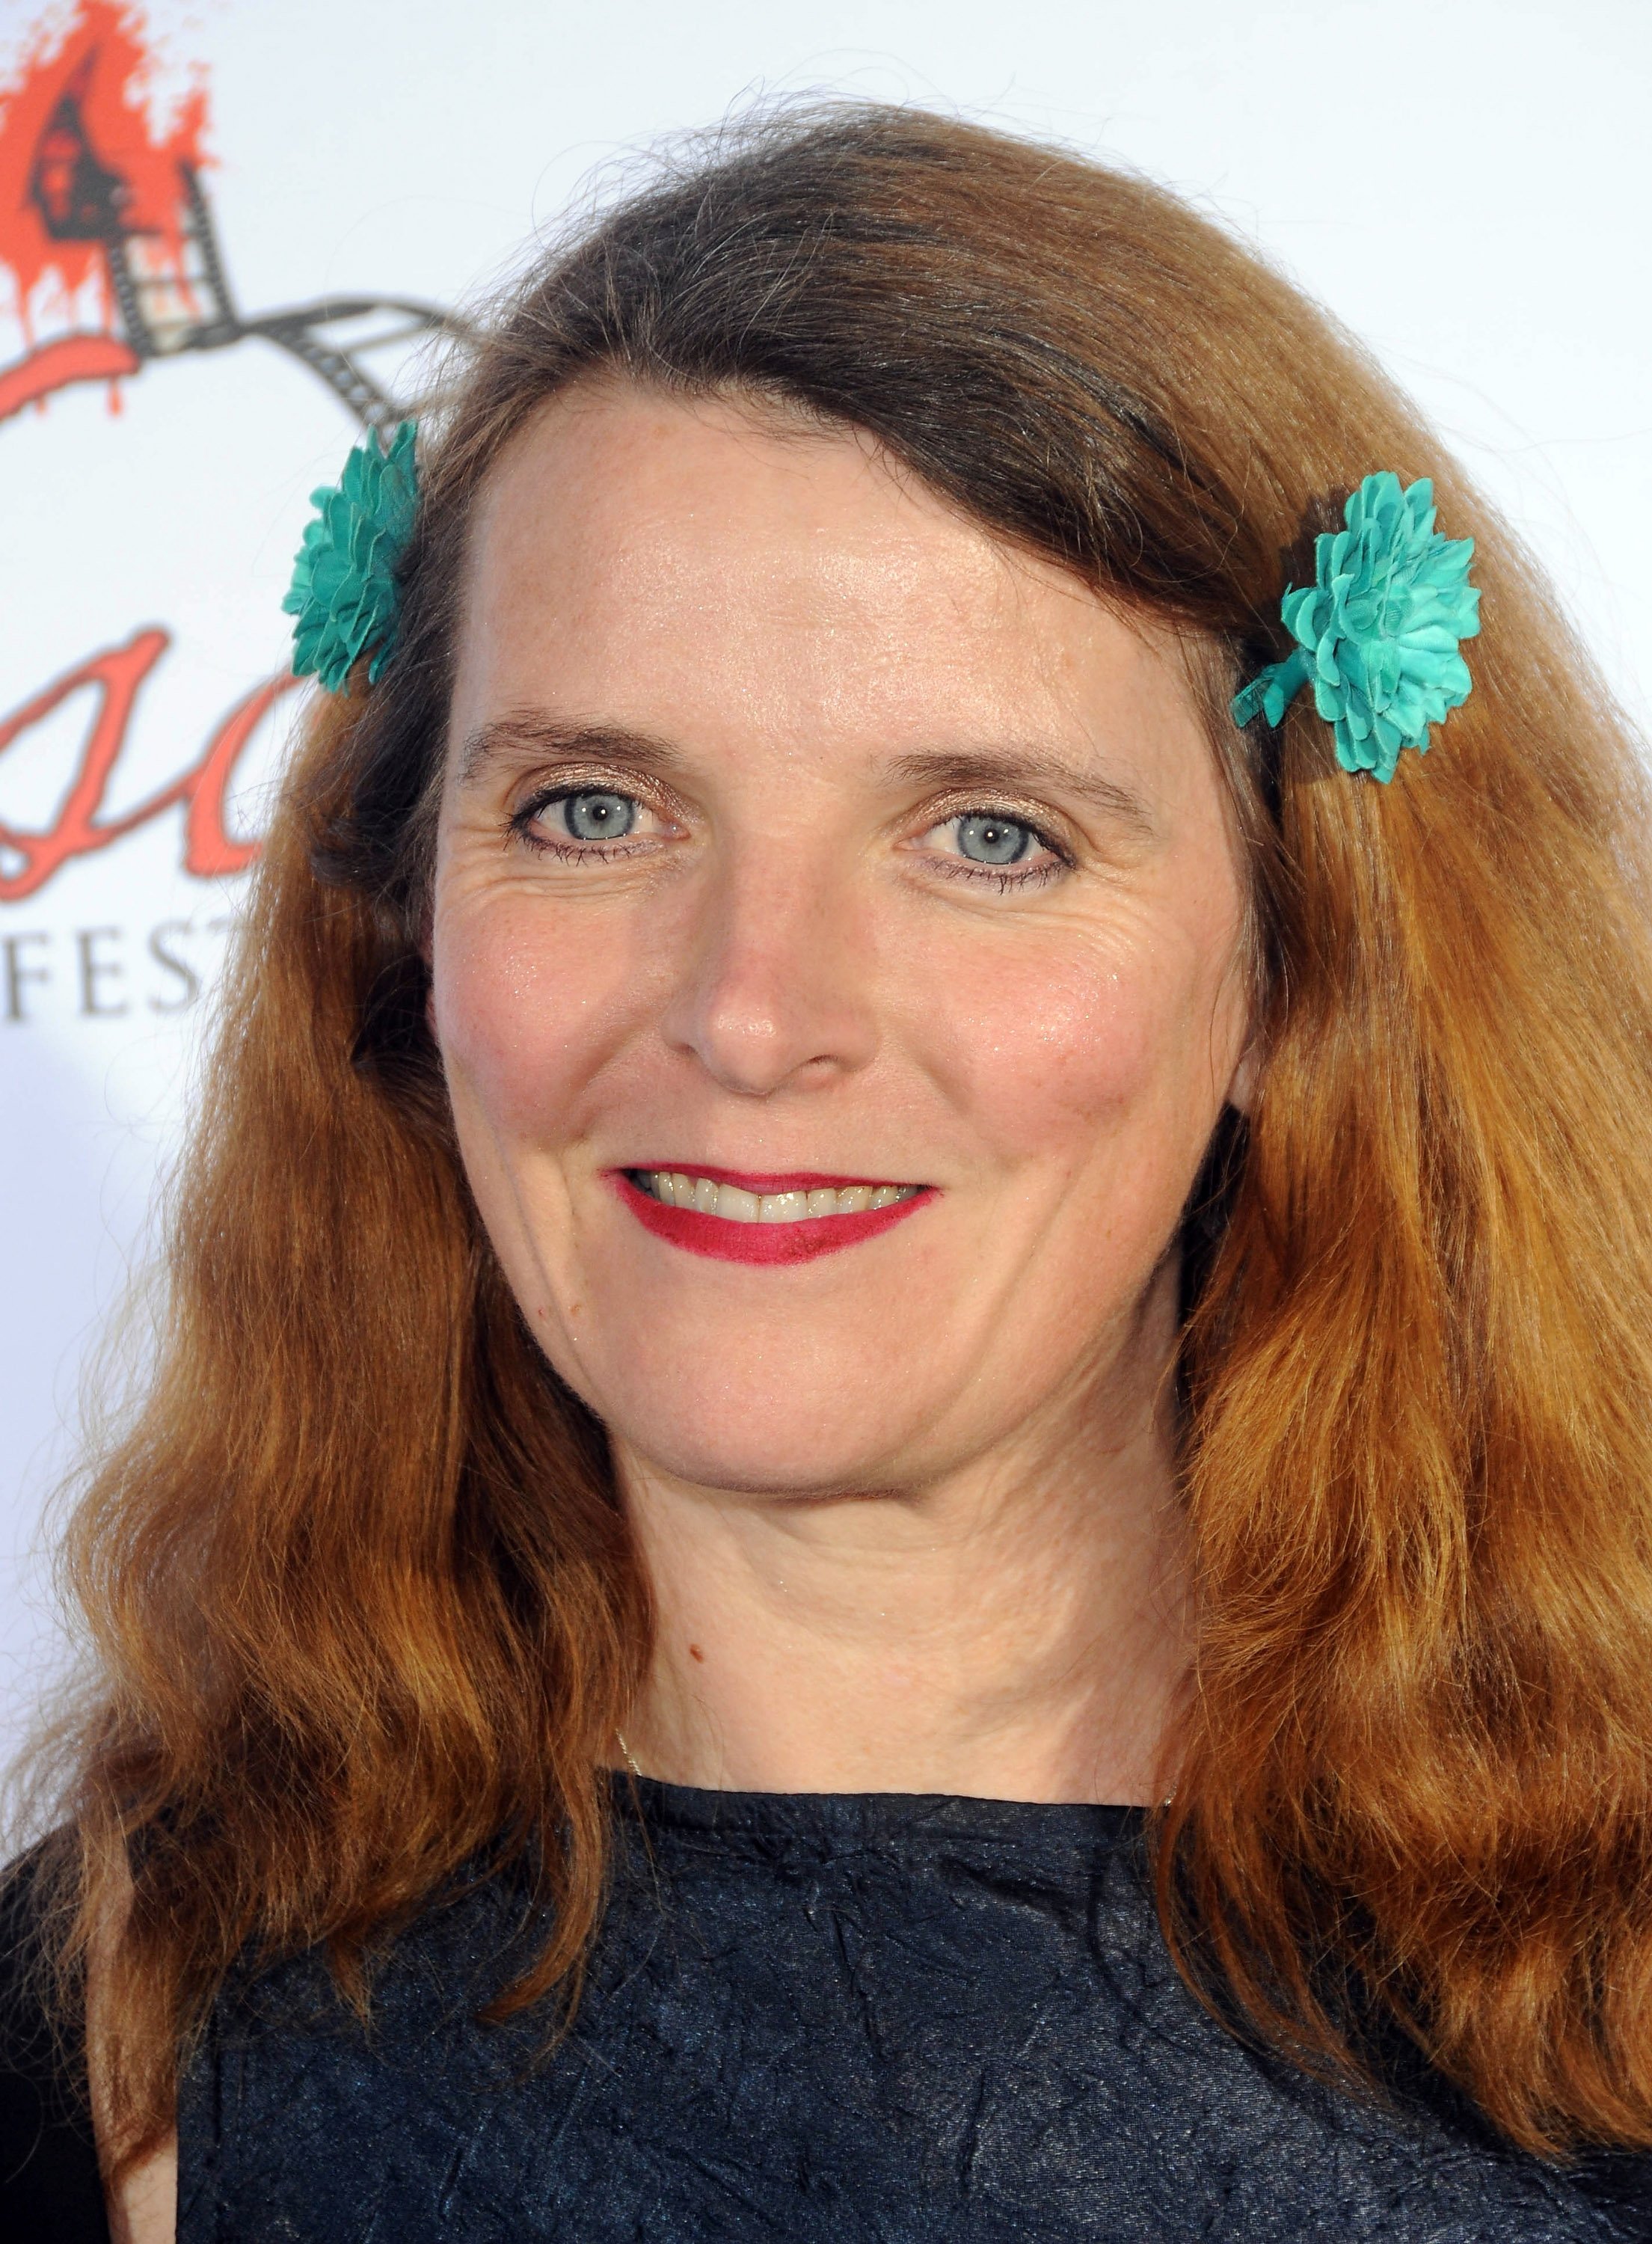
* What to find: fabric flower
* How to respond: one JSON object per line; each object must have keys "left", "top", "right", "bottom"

{"left": 283, "top": 420, "right": 419, "bottom": 693}
{"left": 1230, "top": 472, "right": 1481, "bottom": 782}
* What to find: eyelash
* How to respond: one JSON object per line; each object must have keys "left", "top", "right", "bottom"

{"left": 921, "top": 814, "right": 1070, "bottom": 892}
{"left": 508, "top": 788, "right": 1072, "bottom": 889}
{"left": 509, "top": 785, "right": 657, "bottom": 861}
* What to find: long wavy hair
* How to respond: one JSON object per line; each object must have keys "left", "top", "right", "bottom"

{"left": 28, "top": 106, "right": 1652, "bottom": 2168}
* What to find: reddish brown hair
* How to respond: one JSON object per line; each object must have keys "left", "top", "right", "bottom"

{"left": 31, "top": 106, "right": 1652, "bottom": 2165}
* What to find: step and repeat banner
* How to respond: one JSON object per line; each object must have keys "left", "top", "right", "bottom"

{"left": 4, "top": 0, "right": 1649, "bottom": 1750}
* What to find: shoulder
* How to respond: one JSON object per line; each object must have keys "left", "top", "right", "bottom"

{"left": 1315, "top": 2028, "right": 1652, "bottom": 2244}
{"left": 1567, "top": 2152, "right": 1652, "bottom": 2243}
{"left": 0, "top": 1839, "right": 110, "bottom": 2243}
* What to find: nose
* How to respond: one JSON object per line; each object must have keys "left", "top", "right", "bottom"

{"left": 659, "top": 842, "right": 879, "bottom": 1097}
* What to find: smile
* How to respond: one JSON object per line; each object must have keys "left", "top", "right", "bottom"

{"left": 612, "top": 1167, "right": 934, "bottom": 1264}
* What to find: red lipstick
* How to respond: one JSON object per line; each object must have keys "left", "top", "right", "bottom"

{"left": 610, "top": 1168, "right": 934, "bottom": 1265}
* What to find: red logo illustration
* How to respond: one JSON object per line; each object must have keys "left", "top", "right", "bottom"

{"left": 0, "top": 1, "right": 458, "bottom": 914}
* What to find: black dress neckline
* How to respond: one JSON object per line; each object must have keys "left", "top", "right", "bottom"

{"left": 614, "top": 1771, "right": 1149, "bottom": 1853}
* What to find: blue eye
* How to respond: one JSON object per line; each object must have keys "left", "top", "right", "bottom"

{"left": 955, "top": 813, "right": 1033, "bottom": 865}
{"left": 560, "top": 791, "right": 636, "bottom": 841}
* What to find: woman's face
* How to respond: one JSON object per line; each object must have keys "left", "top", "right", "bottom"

{"left": 434, "top": 385, "right": 1253, "bottom": 1496}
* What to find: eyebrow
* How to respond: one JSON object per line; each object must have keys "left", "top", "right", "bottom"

{"left": 458, "top": 717, "right": 1155, "bottom": 834}
{"left": 456, "top": 715, "right": 686, "bottom": 789}
{"left": 882, "top": 748, "right": 1155, "bottom": 834}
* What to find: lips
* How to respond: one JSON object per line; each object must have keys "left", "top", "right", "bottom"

{"left": 611, "top": 1166, "right": 935, "bottom": 1264}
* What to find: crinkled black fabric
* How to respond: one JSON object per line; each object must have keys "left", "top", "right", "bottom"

{"left": 176, "top": 1779, "right": 1647, "bottom": 2242}
{"left": 0, "top": 1845, "right": 109, "bottom": 2244}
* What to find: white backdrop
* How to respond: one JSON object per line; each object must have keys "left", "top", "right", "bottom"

{"left": 3, "top": 0, "right": 1649, "bottom": 1759}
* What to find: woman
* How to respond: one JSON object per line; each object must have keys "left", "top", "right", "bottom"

{"left": 4, "top": 105, "right": 1651, "bottom": 2242}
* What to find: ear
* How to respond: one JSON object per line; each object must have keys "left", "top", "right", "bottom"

{"left": 1225, "top": 1034, "right": 1261, "bottom": 1118}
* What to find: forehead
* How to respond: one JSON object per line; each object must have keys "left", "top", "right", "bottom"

{"left": 467, "top": 380, "right": 1034, "bottom": 596}
{"left": 449, "top": 382, "right": 1194, "bottom": 785}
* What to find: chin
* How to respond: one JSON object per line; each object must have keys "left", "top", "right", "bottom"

{"left": 613, "top": 1391, "right": 920, "bottom": 1497}
{"left": 566, "top": 1343, "right": 937, "bottom": 1497}
{"left": 535, "top": 1244, "right": 958, "bottom": 1486}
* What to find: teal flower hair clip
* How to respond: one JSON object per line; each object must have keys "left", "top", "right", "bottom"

{"left": 283, "top": 420, "right": 419, "bottom": 693}
{"left": 1231, "top": 472, "right": 1481, "bottom": 782}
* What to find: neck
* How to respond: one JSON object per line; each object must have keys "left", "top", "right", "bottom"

{"left": 615, "top": 1324, "right": 1188, "bottom": 1807}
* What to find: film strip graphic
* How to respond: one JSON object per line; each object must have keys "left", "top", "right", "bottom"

{"left": 2, "top": 64, "right": 461, "bottom": 429}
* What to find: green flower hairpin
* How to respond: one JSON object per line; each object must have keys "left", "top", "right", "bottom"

{"left": 283, "top": 420, "right": 419, "bottom": 693}
{"left": 1231, "top": 471, "right": 1481, "bottom": 782}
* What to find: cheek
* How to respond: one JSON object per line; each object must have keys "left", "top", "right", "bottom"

{"left": 431, "top": 894, "right": 654, "bottom": 1145}
{"left": 901, "top": 923, "right": 1200, "bottom": 1185}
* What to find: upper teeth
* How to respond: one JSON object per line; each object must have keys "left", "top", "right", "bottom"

{"left": 636, "top": 1171, "right": 917, "bottom": 1221}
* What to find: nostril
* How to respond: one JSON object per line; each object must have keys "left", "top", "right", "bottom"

{"left": 662, "top": 980, "right": 875, "bottom": 1096}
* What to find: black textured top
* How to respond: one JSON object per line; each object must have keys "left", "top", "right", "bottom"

{"left": 0, "top": 1844, "right": 108, "bottom": 2244}
{"left": 165, "top": 1779, "right": 1650, "bottom": 2243}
